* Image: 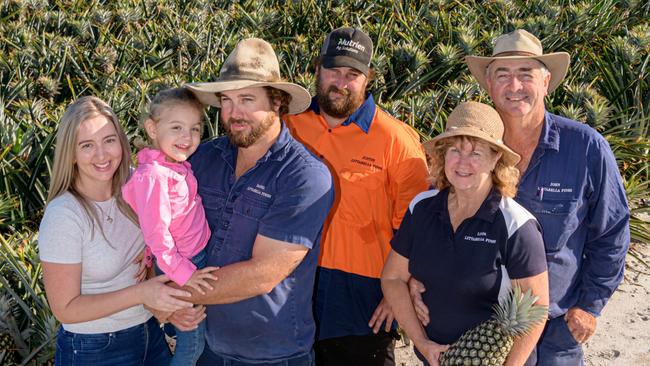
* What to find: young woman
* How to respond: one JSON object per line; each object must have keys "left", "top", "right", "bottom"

{"left": 39, "top": 96, "right": 193, "bottom": 365}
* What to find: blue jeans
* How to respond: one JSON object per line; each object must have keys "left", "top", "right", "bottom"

{"left": 198, "top": 344, "right": 315, "bottom": 366}
{"left": 526, "top": 316, "right": 584, "bottom": 366}
{"left": 55, "top": 316, "right": 171, "bottom": 366}
{"left": 155, "top": 248, "right": 207, "bottom": 366}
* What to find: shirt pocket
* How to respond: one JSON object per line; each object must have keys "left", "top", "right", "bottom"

{"left": 337, "top": 167, "right": 385, "bottom": 223}
{"left": 198, "top": 187, "right": 227, "bottom": 232}
{"left": 224, "top": 193, "right": 272, "bottom": 258}
{"left": 527, "top": 194, "right": 579, "bottom": 252}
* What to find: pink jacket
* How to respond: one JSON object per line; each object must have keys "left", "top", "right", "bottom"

{"left": 122, "top": 148, "right": 210, "bottom": 286}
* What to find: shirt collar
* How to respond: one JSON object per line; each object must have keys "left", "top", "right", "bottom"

{"left": 428, "top": 187, "right": 502, "bottom": 223}
{"left": 136, "top": 147, "right": 190, "bottom": 171}
{"left": 537, "top": 111, "right": 561, "bottom": 152}
{"left": 473, "top": 187, "right": 503, "bottom": 223}
{"left": 309, "top": 94, "right": 377, "bottom": 134}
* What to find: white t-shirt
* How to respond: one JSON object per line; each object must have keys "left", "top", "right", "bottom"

{"left": 38, "top": 192, "right": 151, "bottom": 334}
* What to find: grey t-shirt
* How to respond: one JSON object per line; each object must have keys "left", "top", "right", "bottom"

{"left": 38, "top": 192, "right": 150, "bottom": 334}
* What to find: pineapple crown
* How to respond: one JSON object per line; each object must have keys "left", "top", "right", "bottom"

{"left": 492, "top": 286, "right": 548, "bottom": 337}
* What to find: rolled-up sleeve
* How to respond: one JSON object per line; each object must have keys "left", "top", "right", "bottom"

{"left": 258, "top": 163, "right": 334, "bottom": 249}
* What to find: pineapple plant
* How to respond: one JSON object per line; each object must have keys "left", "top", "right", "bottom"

{"left": 440, "top": 286, "right": 548, "bottom": 366}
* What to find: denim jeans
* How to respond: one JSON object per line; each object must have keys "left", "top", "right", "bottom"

{"left": 55, "top": 316, "right": 171, "bottom": 366}
{"left": 197, "top": 344, "right": 315, "bottom": 366}
{"left": 155, "top": 248, "right": 207, "bottom": 366}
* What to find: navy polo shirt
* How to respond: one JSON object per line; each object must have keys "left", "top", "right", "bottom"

{"left": 391, "top": 188, "right": 547, "bottom": 347}
{"left": 189, "top": 124, "right": 334, "bottom": 363}
{"left": 515, "top": 112, "right": 630, "bottom": 318}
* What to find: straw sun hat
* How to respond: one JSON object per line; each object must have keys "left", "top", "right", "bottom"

{"left": 423, "top": 101, "right": 521, "bottom": 166}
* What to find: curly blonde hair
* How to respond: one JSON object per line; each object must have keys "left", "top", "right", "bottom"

{"left": 426, "top": 136, "right": 520, "bottom": 197}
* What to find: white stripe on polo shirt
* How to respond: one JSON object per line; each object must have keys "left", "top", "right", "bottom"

{"left": 409, "top": 189, "right": 439, "bottom": 213}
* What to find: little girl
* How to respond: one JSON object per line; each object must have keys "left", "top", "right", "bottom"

{"left": 122, "top": 87, "right": 215, "bottom": 366}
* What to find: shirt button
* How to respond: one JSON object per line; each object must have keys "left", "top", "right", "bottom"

{"left": 327, "top": 128, "right": 332, "bottom": 133}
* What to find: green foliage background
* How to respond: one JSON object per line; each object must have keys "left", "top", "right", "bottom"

{"left": 0, "top": 0, "right": 648, "bottom": 364}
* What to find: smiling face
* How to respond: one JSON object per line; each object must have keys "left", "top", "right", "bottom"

{"left": 444, "top": 137, "right": 501, "bottom": 195}
{"left": 218, "top": 86, "right": 280, "bottom": 148}
{"left": 75, "top": 115, "right": 123, "bottom": 192}
{"left": 315, "top": 65, "right": 367, "bottom": 119}
{"left": 145, "top": 103, "right": 202, "bottom": 162}
{"left": 485, "top": 58, "right": 550, "bottom": 122}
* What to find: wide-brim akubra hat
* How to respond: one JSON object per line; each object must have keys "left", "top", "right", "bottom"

{"left": 423, "top": 101, "right": 521, "bottom": 166}
{"left": 185, "top": 38, "right": 311, "bottom": 114}
{"left": 465, "top": 29, "right": 570, "bottom": 93}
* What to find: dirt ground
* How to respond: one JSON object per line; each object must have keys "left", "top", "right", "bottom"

{"left": 395, "top": 242, "right": 650, "bottom": 366}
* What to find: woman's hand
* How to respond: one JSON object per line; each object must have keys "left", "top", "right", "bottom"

{"left": 138, "top": 275, "right": 193, "bottom": 312}
{"left": 416, "top": 339, "right": 449, "bottom": 366}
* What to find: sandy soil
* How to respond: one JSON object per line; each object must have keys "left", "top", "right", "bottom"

{"left": 395, "top": 242, "right": 650, "bottom": 366}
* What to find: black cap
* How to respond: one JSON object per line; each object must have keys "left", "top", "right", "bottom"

{"left": 320, "top": 27, "right": 373, "bottom": 76}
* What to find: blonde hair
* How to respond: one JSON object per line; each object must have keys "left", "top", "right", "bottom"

{"left": 135, "top": 87, "right": 204, "bottom": 149}
{"left": 47, "top": 96, "right": 138, "bottom": 240}
{"left": 427, "top": 136, "right": 520, "bottom": 198}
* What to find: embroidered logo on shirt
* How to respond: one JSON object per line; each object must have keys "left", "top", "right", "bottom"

{"left": 464, "top": 231, "right": 496, "bottom": 244}
{"left": 246, "top": 184, "right": 272, "bottom": 198}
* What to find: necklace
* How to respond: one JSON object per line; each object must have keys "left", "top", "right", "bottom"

{"left": 96, "top": 199, "right": 115, "bottom": 224}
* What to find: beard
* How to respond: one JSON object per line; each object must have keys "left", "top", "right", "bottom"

{"left": 315, "top": 75, "right": 366, "bottom": 119}
{"left": 223, "top": 112, "right": 276, "bottom": 148}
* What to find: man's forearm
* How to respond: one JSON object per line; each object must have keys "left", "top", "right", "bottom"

{"left": 176, "top": 258, "right": 279, "bottom": 304}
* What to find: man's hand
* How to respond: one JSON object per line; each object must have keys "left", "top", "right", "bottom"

{"left": 368, "top": 298, "right": 394, "bottom": 334}
{"left": 133, "top": 249, "right": 148, "bottom": 283}
{"left": 408, "top": 277, "right": 429, "bottom": 326}
{"left": 168, "top": 305, "right": 206, "bottom": 332}
{"left": 565, "top": 307, "right": 597, "bottom": 343}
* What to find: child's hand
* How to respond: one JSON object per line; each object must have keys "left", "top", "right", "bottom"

{"left": 184, "top": 267, "right": 219, "bottom": 295}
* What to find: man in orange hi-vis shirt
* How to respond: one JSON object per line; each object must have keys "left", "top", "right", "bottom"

{"left": 285, "top": 27, "right": 429, "bottom": 366}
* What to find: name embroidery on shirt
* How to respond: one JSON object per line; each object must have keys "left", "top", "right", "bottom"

{"left": 350, "top": 155, "right": 383, "bottom": 170}
{"left": 464, "top": 231, "right": 496, "bottom": 244}
{"left": 536, "top": 182, "right": 575, "bottom": 200}
{"left": 246, "top": 184, "right": 272, "bottom": 199}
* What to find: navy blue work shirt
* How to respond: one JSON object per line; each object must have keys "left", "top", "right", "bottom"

{"left": 189, "top": 124, "right": 334, "bottom": 363}
{"left": 392, "top": 187, "right": 547, "bottom": 350}
{"left": 515, "top": 112, "right": 630, "bottom": 318}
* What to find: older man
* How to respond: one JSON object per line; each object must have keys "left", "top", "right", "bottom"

{"left": 170, "top": 38, "right": 334, "bottom": 365}
{"left": 413, "top": 29, "right": 630, "bottom": 365}
{"left": 286, "top": 27, "right": 429, "bottom": 365}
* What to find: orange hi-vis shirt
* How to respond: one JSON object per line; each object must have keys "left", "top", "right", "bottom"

{"left": 285, "top": 97, "right": 429, "bottom": 279}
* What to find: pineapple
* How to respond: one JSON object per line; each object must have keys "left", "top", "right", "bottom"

{"left": 440, "top": 286, "right": 548, "bottom": 366}
{"left": 0, "top": 332, "right": 17, "bottom": 365}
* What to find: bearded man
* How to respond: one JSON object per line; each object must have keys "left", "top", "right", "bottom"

{"left": 166, "top": 38, "right": 334, "bottom": 365}
{"left": 285, "top": 27, "right": 429, "bottom": 366}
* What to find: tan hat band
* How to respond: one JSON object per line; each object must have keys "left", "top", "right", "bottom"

{"left": 493, "top": 51, "right": 539, "bottom": 57}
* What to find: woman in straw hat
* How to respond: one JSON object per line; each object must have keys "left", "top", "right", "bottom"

{"left": 381, "top": 101, "right": 549, "bottom": 366}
